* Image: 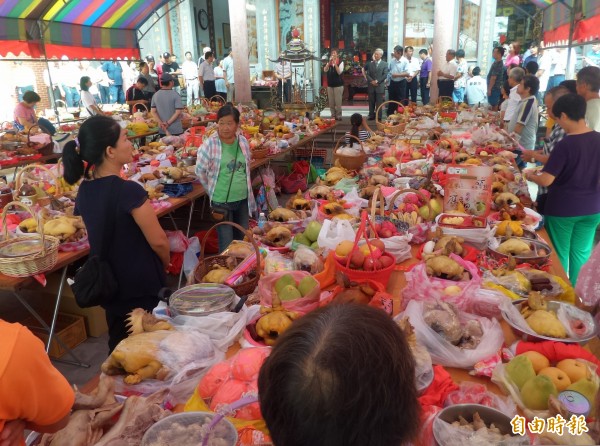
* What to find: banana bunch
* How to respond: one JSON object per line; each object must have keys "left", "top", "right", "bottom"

{"left": 273, "top": 125, "right": 291, "bottom": 135}
{"left": 241, "top": 124, "right": 260, "bottom": 135}
{"left": 392, "top": 211, "right": 422, "bottom": 227}
{"left": 325, "top": 165, "right": 351, "bottom": 186}
{"left": 55, "top": 176, "right": 78, "bottom": 194}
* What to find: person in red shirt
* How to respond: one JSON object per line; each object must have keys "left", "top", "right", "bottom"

{"left": 0, "top": 320, "right": 74, "bottom": 446}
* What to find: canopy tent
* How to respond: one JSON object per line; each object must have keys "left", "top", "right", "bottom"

{"left": 0, "top": 0, "right": 171, "bottom": 59}
{"left": 530, "top": 0, "right": 600, "bottom": 47}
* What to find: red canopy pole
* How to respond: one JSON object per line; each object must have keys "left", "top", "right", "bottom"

{"left": 37, "top": 19, "right": 61, "bottom": 126}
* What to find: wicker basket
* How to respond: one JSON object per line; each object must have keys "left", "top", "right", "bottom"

{"left": 387, "top": 188, "right": 435, "bottom": 223}
{"left": 437, "top": 96, "right": 455, "bottom": 111}
{"left": 0, "top": 201, "right": 60, "bottom": 277}
{"left": 376, "top": 101, "right": 407, "bottom": 134}
{"left": 14, "top": 164, "right": 62, "bottom": 203}
{"left": 203, "top": 96, "right": 226, "bottom": 112}
{"left": 193, "top": 221, "right": 262, "bottom": 296}
{"left": 251, "top": 147, "right": 269, "bottom": 160}
{"left": 332, "top": 134, "right": 367, "bottom": 171}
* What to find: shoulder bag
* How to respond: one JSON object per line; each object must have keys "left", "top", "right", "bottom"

{"left": 210, "top": 141, "right": 240, "bottom": 222}
{"left": 72, "top": 177, "right": 122, "bottom": 308}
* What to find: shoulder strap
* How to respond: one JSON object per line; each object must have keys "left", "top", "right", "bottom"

{"left": 223, "top": 141, "right": 240, "bottom": 203}
{"left": 99, "top": 177, "right": 122, "bottom": 260}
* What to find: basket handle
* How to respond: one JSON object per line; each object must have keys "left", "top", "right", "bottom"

{"left": 333, "top": 133, "right": 365, "bottom": 154}
{"left": 343, "top": 210, "right": 382, "bottom": 270}
{"left": 14, "top": 163, "right": 61, "bottom": 199}
{"left": 1, "top": 201, "right": 47, "bottom": 254}
{"left": 376, "top": 100, "right": 405, "bottom": 124}
{"left": 369, "top": 186, "right": 386, "bottom": 237}
{"left": 199, "top": 220, "right": 262, "bottom": 277}
{"left": 201, "top": 395, "right": 259, "bottom": 446}
{"left": 134, "top": 103, "right": 149, "bottom": 113}
{"left": 387, "top": 188, "right": 434, "bottom": 221}
{"left": 26, "top": 124, "right": 40, "bottom": 147}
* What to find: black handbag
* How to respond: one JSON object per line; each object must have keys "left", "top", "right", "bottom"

{"left": 209, "top": 142, "right": 239, "bottom": 222}
{"left": 72, "top": 178, "right": 121, "bottom": 308}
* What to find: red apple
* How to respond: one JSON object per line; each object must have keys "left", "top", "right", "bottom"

{"left": 363, "top": 257, "right": 376, "bottom": 271}
{"left": 350, "top": 250, "right": 366, "bottom": 269}
{"left": 379, "top": 255, "right": 394, "bottom": 268}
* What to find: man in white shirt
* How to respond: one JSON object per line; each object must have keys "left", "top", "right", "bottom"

{"left": 388, "top": 45, "right": 408, "bottom": 114}
{"left": 222, "top": 48, "right": 235, "bottom": 102}
{"left": 404, "top": 46, "right": 421, "bottom": 104}
{"left": 452, "top": 49, "right": 468, "bottom": 103}
{"left": 576, "top": 66, "right": 600, "bottom": 131}
{"left": 504, "top": 67, "right": 525, "bottom": 125}
{"left": 465, "top": 67, "right": 487, "bottom": 106}
{"left": 182, "top": 51, "right": 199, "bottom": 106}
{"left": 199, "top": 51, "right": 217, "bottom": 99}
{"left": 437, "top": 49, "right": 458, "bottom": 99}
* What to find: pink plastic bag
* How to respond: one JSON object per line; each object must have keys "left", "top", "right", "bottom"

{"left": 402, "top": 254, "right": 481, "bottom": 310}
{"left": 576, "top": 243, "right": 600, "bottom": 308}
{"left": 166, "top": 230, "right": 190, "bottom": 253}
{"left": 259, "top": 271, "right": 321, "bottom": 314}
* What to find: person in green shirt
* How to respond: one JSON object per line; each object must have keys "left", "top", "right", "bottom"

{"left": 195, "top": 104, "right": 257, "bottom": 252}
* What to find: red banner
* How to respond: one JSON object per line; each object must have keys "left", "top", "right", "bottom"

{"left": 320, "top": 0, "right": 330, "bottom": 48}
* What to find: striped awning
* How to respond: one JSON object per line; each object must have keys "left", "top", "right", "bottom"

{"left": 0, "top": 0, "right": 171, "bottom": 59}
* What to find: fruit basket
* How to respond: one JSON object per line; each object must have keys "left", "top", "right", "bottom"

{"left": 332, "top": 134, "right": 367, "bottom": 171}
{"left": 333, "top": 210, "right": 396, "bottom": 286}
{"left": 0, "top": 201, "right": 59, "bottom": 277}
{"left": 14, "top": 163, "right": 63, "bottom": 206}
{"left": 193, "top": 221, "right": 262, "bottom": 296}
{"left": 203, "top": 95, "right": 226, "bottom": 112}
{"left": 488, "top": 237, "right": 551, "bottom": 267}
{"left": 376, "top": 100, "right": 407, "bottom": 134}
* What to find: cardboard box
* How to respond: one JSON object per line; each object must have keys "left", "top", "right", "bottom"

{"left": 24, "top": 312, "right": 87, "bottom": 359}
{"left": 32, "top": 272, "right": 108, "bottom": 337}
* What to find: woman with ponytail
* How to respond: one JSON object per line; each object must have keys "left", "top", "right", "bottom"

{"left": 344, "top": 113, "right": 372, "bottom": 144}
{"left": 63, "top": 115, "right": 170, "bottom": 352}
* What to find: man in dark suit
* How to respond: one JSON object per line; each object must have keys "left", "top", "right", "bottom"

{"left": 365, "top": 48, "right": 389, "bottom": 120}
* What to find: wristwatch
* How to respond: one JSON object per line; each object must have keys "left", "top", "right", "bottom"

{"left": 531, "top": 156, "right": 536, "bottom": 163}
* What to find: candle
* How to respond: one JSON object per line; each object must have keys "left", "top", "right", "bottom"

{"left": 324, "top": 39, "right": 330, "bottom": 48}
{"left": 338, "top": 40, "right": 345, "bottom": 49}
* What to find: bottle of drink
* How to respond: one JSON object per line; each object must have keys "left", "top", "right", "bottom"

{"left": 257, "top": 212, "right": 267, "bottom": 229}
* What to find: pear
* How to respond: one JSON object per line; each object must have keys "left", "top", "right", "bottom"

{"left": 521, "top": 375, "right": 558, "bottom": 410}
{"left": 304, "top": 221, "right": 322, "bottom": 243}
{"left": 279, "top": 284, "right": 302, "bottom": 301}
{"left": 298, "top": 276, "right": 319, "bottom": 297}
{"left": 567, "top": 377, "right": 599, "bottom": 412}
{"left": 274, "top": 274, "right": 296, "bottom": 295}
{"left": 505, "top": 355, "right": 536, "bottom": 390}
{"left": 294, "top": 233, "right": 312, "bottom": 247}
{"left": 310, "top": 241, "right": 319, "bottom": 250}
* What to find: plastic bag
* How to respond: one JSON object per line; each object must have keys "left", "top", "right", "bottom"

{"left": 402, "top": 254, "right": 481, "bottom": 310}
{"left": 465, "top": 288, "right": 507, "bottom": 319}
{"left": 400, "top": 300, "right": 504, "bottom": 369}
{"left": 185, "top": 347, "right": 271, "bottom": 433}
{"left": 259, "top": 270, "right": 321, "bottom": 314}
{"left": 170, "top": 299, "right": 260, "bottom": 352}
{"left": 576, "top": 242, "right": 600, "bottom": 308}
{"left": 343, "top": 187, "right": 369, "bottom": 209}
{"left": 293, "top": 245, "right": 324, "bottom": 274}
{"left": 263, "top": 250, "right": 294, "bottom": 274}
{"left": 444, "top": 382, "right": 517, "bottom": 414}
{"left": 377, "top": 235, "right": 412, "bottom": 263}
{"left": 316, "top": 218, "right": 355, "bottom": 252}
{"left": 166, "top": 230, "right": 190, "bottom": 253}
{"left": 332, "top": 177, "right": 359, "bottom": 194}
{"left": 183, "top": 236, "right": 200, "bottom": 280}
{"left": 321, "top": 278, "right": 394, "bottom": 315}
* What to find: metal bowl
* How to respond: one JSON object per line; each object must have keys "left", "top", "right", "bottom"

{"left": 433, "top": 404, "right": 529, "bottom": 446}
{"left": 488, "top": 237, "right": 551, "bottom": 266}
{"left": 502, "top": 300, "right": 597, "bottom": 344}
{"left": 168, "top": 283, "right": 236, "bottom": 317}
{"left": 141, "top": 411, "right": 237, "bottom": 446}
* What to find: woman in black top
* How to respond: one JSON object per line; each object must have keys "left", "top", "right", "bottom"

{"left": 63, "top": 116, "right": 170, "bottom": 352}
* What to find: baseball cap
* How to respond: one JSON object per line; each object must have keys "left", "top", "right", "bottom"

{"left": 162, "top": 52, "right": 171, "bottom": 59}
{"left": 160, "top": 72, "right": 174, "bottom": 83}
{"left": 146, "top": 54, "right": 155, "bottom": 61}
{"left": 203, "top": 46, "right": 211, "bottom": 55}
